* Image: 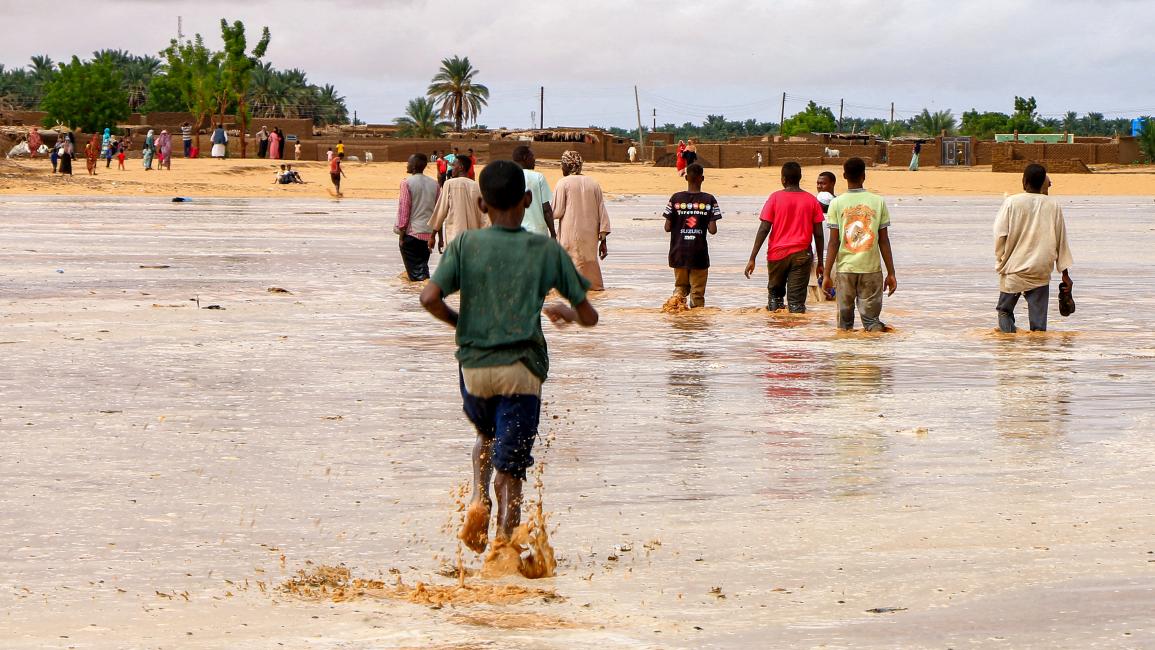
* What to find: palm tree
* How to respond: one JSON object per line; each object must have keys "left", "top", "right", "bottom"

{"left": 28, "top": 55, "right": 56, "bottom": 81}
{"left": 871, "top": 120, "right": 906, "bottom": 140}
{"left": 427, "top": 55, "right": 489, "bottom": 132}
{"left": 395, "top": 97, "right": 450, "bottom": 138}
{"left": 314, "top": 84, "right": 348, "bottom": 125}
{"left": 912, "top": 108, "right": 956, "bottom": 136}
{"left": 1061, "top": 111, "right": 1079, "bottom": 134}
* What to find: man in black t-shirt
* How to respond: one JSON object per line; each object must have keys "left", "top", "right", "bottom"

{"left": 663, "top": 163, "right": 721, "bottom": 309}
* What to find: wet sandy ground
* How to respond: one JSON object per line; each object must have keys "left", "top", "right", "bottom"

{"left": 2, "top": 194, "right": 1154, "bottom": 648}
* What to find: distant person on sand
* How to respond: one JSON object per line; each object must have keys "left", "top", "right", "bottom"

{"left": 434, "top": 150, "right": 448, "bottom": 185}
{"left": 429, "top": 155, "right": 487, "bottom": 251}
{"left": 628, "top": 144, "right": 637, "bottom": 163}
{"left": 664, "top": 163, "right": 721, "bottom": 308}
{"left": 266, "top": 128, "right": 280, "bottom": 160}
{"left": 28, "top": 128, "right": 42, "bottom": 159}
{"left": 84, "top": 134, "right": 99, "bottom": 175}
{"left": 142, "top": 130, "right": 156, "bottom": 170}
{"left": 58, "top": 134, "right": 74, "bottom": 176}
{"left": 466, "top": 148, "right": 477, "bottom": 179}
{"left": 755, "top": 151, "right": 763, "bottom": 168}
{"left": 821, "top": 157, "right": 898, "bottom": 331}
{"left": 329, "top": 152, "right": 346, "bottom": 196}
{"left": 294, "top": 141, "right": 301, "bottom": 160}
{"left": 116, "top": 142, "right": 126, "bottom": 170}
{"left": 994, "top": 163, "right": 1074, "bottom": 333}
{"left": 274, "top": 164, "right": 288, "bottom": 184}
{"left": 682, "top": 139, "right": 699, "bottom": 168}
{"left": 158, "top": 130, "right": 172, "bottom": 170}
{"left": 256, "top": 126, "right": 269, "bottom": 158}
{"left": 909, "top": 141, "right": 921, "bottom": 171}
{"left": 211, "top": 124, "right": 228, "bottom": 159}
{"left": 676, "top": 140, "right": 687, "bottom": 176}
{"left": 419, "top": 159, "right": 598, "bottom": 565}
{"left": 100, "top": 128, "right": 111, "bottom": 160}
{"left": 181, "top": 122, "right": 193, "bottom": 157}
{"left": 394, "top": 153, "right": 439, "bottom": 281}
{"left": 286, "top": 164, "right": 304, "bottom": 183}
{"left": 50, "top": 141, "right": 59, "bottom": 173}
{"left": 744, "top": 162, "right": 825, "bottom": 313}
{"left": 511, "top": 145, "right": 555, "bottom": 238}
{"left": 326, "top": 146, "right": 333, "bottom": 162}
{"left": 335, "top": 140, "right": 345, "bottom": 158}
{"left": 554, "top": 150, "right": 612, "bottom": 291}
{"left": 105, "top": 136, "right": 116, "bottom": 168}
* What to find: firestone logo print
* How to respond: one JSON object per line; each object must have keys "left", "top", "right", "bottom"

{"left": 841, "top": 204, "right": 876, "bottom": 253}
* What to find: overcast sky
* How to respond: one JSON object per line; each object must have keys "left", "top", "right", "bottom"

{"left": 3, "top": 0, "right": 1153, "bottom": 128}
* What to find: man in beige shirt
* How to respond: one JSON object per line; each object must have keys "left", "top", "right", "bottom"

{"left": 993, "top": 164, "right": 1074, "bottom": 333}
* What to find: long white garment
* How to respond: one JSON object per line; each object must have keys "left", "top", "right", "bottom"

{"left": 994, "top": 193, "right": 1074, "bottom": 294}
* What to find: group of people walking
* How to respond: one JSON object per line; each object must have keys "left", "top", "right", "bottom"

{"left": 408, "top": 152, "right": 1074, "bottom": 567}
{"left": 394, "top": 145, "right": 612, "bottom": 293}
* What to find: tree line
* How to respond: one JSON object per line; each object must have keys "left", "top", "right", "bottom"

{"left": 605, "top": 97, "right": 1147, "bottom": 144}
{"left": 0, "top": 20, "right": 350, "bottom": 151}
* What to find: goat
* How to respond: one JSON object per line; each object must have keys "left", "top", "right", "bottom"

{"left": 824, "top": 147, "right": 840, "bottom": 158}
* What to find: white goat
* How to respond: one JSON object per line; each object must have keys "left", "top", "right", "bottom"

{"left": 824, "top": 147, "right": 840, "bottom": 158}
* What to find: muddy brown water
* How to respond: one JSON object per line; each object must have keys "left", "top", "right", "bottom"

{"left": 1, "top": 194, "right": 1154, "bottom": 648}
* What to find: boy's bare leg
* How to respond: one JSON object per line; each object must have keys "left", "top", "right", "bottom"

{"left": 493, "top": 470, "right": 524, "bottom": 542}
{"left": 459, "top": 434, "right": 494, "bottom": 553}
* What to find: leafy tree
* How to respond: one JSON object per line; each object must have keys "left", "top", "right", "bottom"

{"left": 960, "top": 109, "right": 1010, "bottom": 139}
{"left": 140, "top": 73, "right": 186, "bottom": 113}
{"left": 912, "top": 108, "right": 956, "bottom": 136}
{"left": 395, "top": 97, "right": 450, "bottom": 138}
{"left": 313, "top": 84, "right": 349, "bottom": 125}
{"left": 1138, "top": 117, "right": 1155, "bottom": 163}
{"left": 39, "top": 56, "right": 129, "bottom": 132}
{"left": 219, "top": 19, "right": 270, "bottom": 157}
{"left": 161, "top": 35, "right": 223, "bottom": 151}
{"left": 427, "top": 55, "right": 489, "bottom": 132}
{"left": 1061, "top": 111, "right": 1079, "bottom": 134}
{"left": 1007, "top": 95, "right": 1046, "bottom": 133}
{"left": 780, "top": 101, "right": 837, "bottom": 136}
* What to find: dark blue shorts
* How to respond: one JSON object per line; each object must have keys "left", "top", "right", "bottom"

{"left": 459, "top": 372, "right": 541, "bottom": 481}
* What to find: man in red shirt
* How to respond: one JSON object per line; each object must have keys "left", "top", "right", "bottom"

{"left": 744, "top": 162, "right": 826, "bottom": 312}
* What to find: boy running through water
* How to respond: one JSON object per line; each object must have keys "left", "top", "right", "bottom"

{"left": 821, "top": 158, "right": 897, "bottom": 331}
{"left": 664, "top": 163, "right": 721, "bottom": 309}
{"left": 744, "top": 162, "right": 825, "bottom": 313}
{"left": 395, "top": 153, "right": 439, "bottom": 281}
{"left": 420, "top": 160, "right": 598, "bottom": 565}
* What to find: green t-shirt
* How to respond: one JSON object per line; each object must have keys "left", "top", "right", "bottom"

{"left": 826, "top": 189, "right": 891, "bottom": 274}
{"left": 431, "top": 225, "right": 590, "bottom": 381}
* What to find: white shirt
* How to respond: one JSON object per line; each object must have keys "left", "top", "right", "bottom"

{"left": 522, "top": 169, "right": 553, "bottom": 236}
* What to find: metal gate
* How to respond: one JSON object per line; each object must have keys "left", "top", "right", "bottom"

{"left": 940, "top": 137, "right": 972, "bottom": 166}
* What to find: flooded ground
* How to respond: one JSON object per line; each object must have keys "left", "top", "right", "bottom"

{"left": 2, "top": 194, "right": 1154, "bottom": 648}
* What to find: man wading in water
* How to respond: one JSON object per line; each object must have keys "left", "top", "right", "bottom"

{"left": 420, "top": 160, "right": 598, "bottom": 571}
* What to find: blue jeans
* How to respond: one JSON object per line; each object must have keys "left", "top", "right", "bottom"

{"left": 997, "top": 284, "right": 1049, "bottom": 332}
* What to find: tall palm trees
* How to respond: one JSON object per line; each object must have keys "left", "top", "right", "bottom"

{"left": 427, "top": 56, "right": 489, "bottom": 132}
{"left": 395, "top": 97, "right": 450, "bottom": 138}
{"left": 912, "top": 109, "right": 957, "bottom": 136}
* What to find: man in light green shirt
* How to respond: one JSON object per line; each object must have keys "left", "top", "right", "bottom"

{"left": 822, "top": 158, "right": 898, "bottom": 331}
{"left": 513, "top": 145, "right": 555, "bottom": 238}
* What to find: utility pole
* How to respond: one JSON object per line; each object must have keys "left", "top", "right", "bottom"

{"left": 177, "top": 16, "right": 184, "bottom": 40}
{"left": 890, "top": 102, "right": 895, "bottom": 125}
{"left": 838, "top": 99, "right": 844, "bottom": 132}
{"left": 634, "top": 85, "right": 645, "bottom": 160}
{"left": 780, "top": 92, "right": 786, "bottom": 133}
{"left": 652, "top": 108, "right": 656, "bottom": 131}
{"left": 539, "top": 87, "right": 544, "bottom": 129}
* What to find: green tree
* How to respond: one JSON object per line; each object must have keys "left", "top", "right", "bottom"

{"left": 395, "top": 97, "right": 450, "bottom": 138}
{"left": 870, "top": 120, "right": 906, "bottom": 140}
{"left": 780, "top": 101, "right": 837, "bottom": 136}
{"left": 313, "top": 84, "right": 349, "bottom": 126}
{"left": 427, "top": 55, "right": 489, "bottom": 132}
{"left": 219, "top": 19, "right": 270, "bottom": 157}
{"left": 1007, "top": 95, "right": 1045, "bottom": 133}
{"left": 960, "top": 109, "right": 1010, "bottom": 139}
{"left": 1061, "top": 111, "right": 1079, "bottom": 134}
{"left": 39, "top": 56, "right": 129, "bottom": 132}
{"left": 161, "top": 35, "right": 223, "bottom": 151}
{"left": 912, "top": 108, "right": 956, "bottom": 136}
{"left": 1138, "top": 117, "right": 1155, "bottom": 163}
{"left": 140, "top": 73, "right": 186, "bottom": 113}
